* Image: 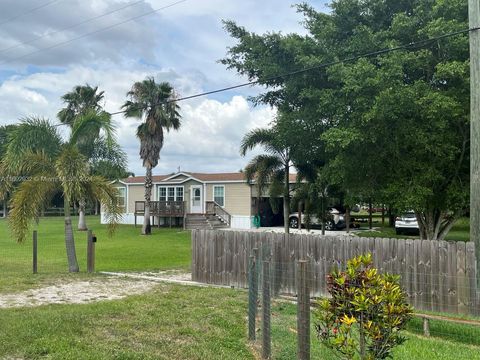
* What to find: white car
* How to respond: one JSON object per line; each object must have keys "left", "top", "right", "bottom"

{"left": 289, "top": 208, "right": 346, "bottom": 231}
{"left": 395, "top": 212, "right": 419, "bottom": 235}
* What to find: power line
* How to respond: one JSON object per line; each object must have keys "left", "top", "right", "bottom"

{"left": 0, "top": 0, "right": 145, "bottom": 54}
{"left": 0, "top": 0, "right": 61, "bottom": 27}
{"left": 0, "top": 0, "right": 188, "bottom": 66}
{"left": 108, "top": 26, "right": 479, "bottom": 116}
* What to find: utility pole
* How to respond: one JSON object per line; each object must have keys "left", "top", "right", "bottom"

{"left": 469, "top": 0, "right": 480, "bottom": 287}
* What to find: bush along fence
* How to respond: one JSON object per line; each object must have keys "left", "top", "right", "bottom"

{"left": 191, "top": 229, "right": 479, "bottom": 315}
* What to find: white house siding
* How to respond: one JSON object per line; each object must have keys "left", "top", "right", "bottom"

{"left": 230, "top": 215, "right": 253, "bottom": 229}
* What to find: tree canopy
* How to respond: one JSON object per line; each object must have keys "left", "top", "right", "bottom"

{"left": 222, "top": 0, "right": 470, "bottom": 240}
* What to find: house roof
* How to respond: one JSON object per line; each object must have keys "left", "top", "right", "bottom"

{"left": 123, "top": 175, "right": 170, "bottom": 183}
{"left": 122, "top": 171, "right": 298, "bottom": 184}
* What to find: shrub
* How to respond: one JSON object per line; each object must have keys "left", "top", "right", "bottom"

{"left": 315, "top": 253, "right": 413, "bottom": 359}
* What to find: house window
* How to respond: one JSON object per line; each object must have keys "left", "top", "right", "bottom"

{"left": 116, "top": 187, "right": 126, "bottom": 207}
{"left": 159, "top": 187, "right": 167, "bottom": 201}
{"left": 176, "top": 187, "right": 184, "bottom": 201}
{"left": 158, "top": 186, "right": 184, "bottom": 202}
{"left": 213, "top": 186, "right": 225, "bottom": 207}
{"left": 168, "top": 187, "right": 175, "bottom": 201}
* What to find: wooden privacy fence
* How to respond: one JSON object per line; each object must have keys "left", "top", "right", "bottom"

{"left": 191, "top": 229, "right": 479, "bottom": 315}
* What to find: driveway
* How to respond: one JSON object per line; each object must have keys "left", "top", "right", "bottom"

{"left": 228, "top": 226, "right": 369, "bottom": 236}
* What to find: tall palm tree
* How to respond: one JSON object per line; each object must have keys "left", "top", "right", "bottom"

{"left": 241, "top": 127, "right": 293, "bottom": 233}
{"left": 122, "top": 77, "right": 181, "bottom": 235}
{"left": 58, "top": 85, "right": 125, "bottom": 230}
{"left": 58, "top": 85, "right": 105, "bottom": 126}
{"left": 5, "top": 117, "right": 121, "bottom": 272}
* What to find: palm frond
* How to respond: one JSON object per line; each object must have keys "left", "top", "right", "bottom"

{"left": 69, "top": 109, "right": 115, "bottom": 150}
{"left": 55, "top": 146, "right": 90, "bottom": 203}
{"left": 0, "top": 161, "right": 14, "bottom": 199}
{"left": 58, "top": 84, "right": 105, "bottom": 126}
{"left": 240, "top": 128, "right": 278, "bottom": 156}
{"left": 4, "top": 117, "right": 61, "bottom": 172}
{"left": 84, "top": 176, "right": 122, "bottom": 236}
{"left": 121, "top": 100, "right": 144, "bottom": 119}
{"left": 9, "top": 175, "right": 58, "bottom": 243}
{"left": 89, "top": 137, "right": 128, "bottom": 179}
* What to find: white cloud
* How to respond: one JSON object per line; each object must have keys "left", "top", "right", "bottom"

{"left": 0, "top": 65, "right": 275, "bottom": 175}
{"left": 0, "top": 0, "right": 326, "bottom": 176}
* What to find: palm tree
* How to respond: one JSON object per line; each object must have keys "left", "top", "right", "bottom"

{"left": 241, "top": 127, "right": 293, "bottom": 233}
{"left": 4, "top": 117, "right": 121, "bottom": 272}
{"left": 0, "top": 124, "right": 18, "bottom": 217}
{"left": 58, "top": 85, "right": 125, "bottom": 230}
{"left": 122, "top": 77, "right": 181, "bottom": 235}
{"left": 58, "top": 85, "right": 105, "bottom": 126}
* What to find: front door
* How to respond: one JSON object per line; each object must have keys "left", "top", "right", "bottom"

{"left": 190, "top": 185, "right": 203, "bottom": 213}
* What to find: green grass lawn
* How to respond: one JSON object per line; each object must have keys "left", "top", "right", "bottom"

{"left": 269, "top": 300, "right": 480, "bottom": 360}
{"left": 0, "top": 283, "right": 253, "bottom": 360}
{"left": 0, "top": 215, "right": 191, "bottom": 292}
{"left": 1, "top": 283, "right": 479, "bottom": 359}
{"left": 353, "top": 217, "right": 470, "bottom": 241}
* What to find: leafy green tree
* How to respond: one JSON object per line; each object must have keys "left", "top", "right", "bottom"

{"left": 222, "top": 0, "right": 469, "bottom": 240}
{"left": 122, "top": 77, "right": 181, "bottom": 235}
{"left": 58, "top": 84, "right": 127, "bottom": 230}
{"left": 241, "top": 124, "right": 294, "bottom": 233}
{"left": 4, "top": 117, "right": 121, "bottom": 272}
{"left": 316, "top": 254, "right": 412, "bottom": 359}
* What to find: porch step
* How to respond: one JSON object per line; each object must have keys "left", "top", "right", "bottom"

{"left": 185, "top": 214, "right": 229, "bottom": 230}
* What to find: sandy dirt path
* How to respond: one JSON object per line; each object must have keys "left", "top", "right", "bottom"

{"left": 0, "top": 271, "right": 191, "bottom": 309}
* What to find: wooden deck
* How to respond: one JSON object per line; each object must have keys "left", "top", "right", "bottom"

{"left": 134, "top": 201, "right": 185, "bottom": 227}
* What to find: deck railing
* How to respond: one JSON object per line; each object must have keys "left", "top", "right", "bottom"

{"left": 205, "top": 201, "right": 231, "bottom": 225}
{"left": 135, "top": 201, "right": 185, "bottom": 216}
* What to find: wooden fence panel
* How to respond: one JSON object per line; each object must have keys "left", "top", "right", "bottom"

{"left": 430, "top": 240, "right": 440, "bottom": 312}
{"left": 190, "top": 230, "right": 479, "bottom": 315}
{"left": 447, "top": 242, "right": 458, "bottom": 313}
{"left": 457, "top": 242, "right": 468, "bottom": 314}
{"left": 438, "top": 240, "right": 449, "bottom": 313}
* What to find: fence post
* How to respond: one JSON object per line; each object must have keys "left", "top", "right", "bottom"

{"left": 262, "top": 260, "right": 271, "bottom": 359}
{"left": 87, "top": 230, "right": 95, "bottom": 273}
{"left": 248, "top": 251, "right": 258, "bottom": 340}
{"left": 423, "top": 317, "right": 430, "bottom": 337}
{"left": 297, "top": 260, "right": 310, "bottom": 360}
{"left": 32, "top": 230, "right": 38, "bottom": 274}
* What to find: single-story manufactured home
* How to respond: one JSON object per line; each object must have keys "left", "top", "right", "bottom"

{"left": 102, "top": 171, "right": 297, "bottom": 229}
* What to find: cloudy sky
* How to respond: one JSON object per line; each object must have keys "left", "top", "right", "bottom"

{"left": 0, "top": 0, "right": 327, "bottom": 176}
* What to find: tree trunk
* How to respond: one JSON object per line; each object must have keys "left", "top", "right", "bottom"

{"left": 415, "top": 210, "right": 460, "bottom": 240}
{"left": 64, "top": 197, "right": 79, "bottom": 272}
{"left": 283, "top": 162, "right": 290, "bottom": 234}
{"left": 298, "top": 200, "right": 302, "bottom": 231}
{"left": 95, "top": 200, "right": 99, "bottom": 215}
{"left": 142, "top": 165, "right": 152, "bottom": 235}
{"left": 368, "top": 199, "right": 373, "bottom": 230}
{"left": 2, "top": 198, "right": 6, "bottom": 218}
{"left": 321, "top": 195, "right": 326, "bottom": 235}
{"left": 345, "top": 205, "right": 350, "bottom": 233}
{"left": 77, "top": 198, "right": 87, "bottom": 231}
{"left": 305, "top": 199, "right": 311, "bottom": 232}
{"left": 388, "top": 206, "right": 395, "bottom": 227}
